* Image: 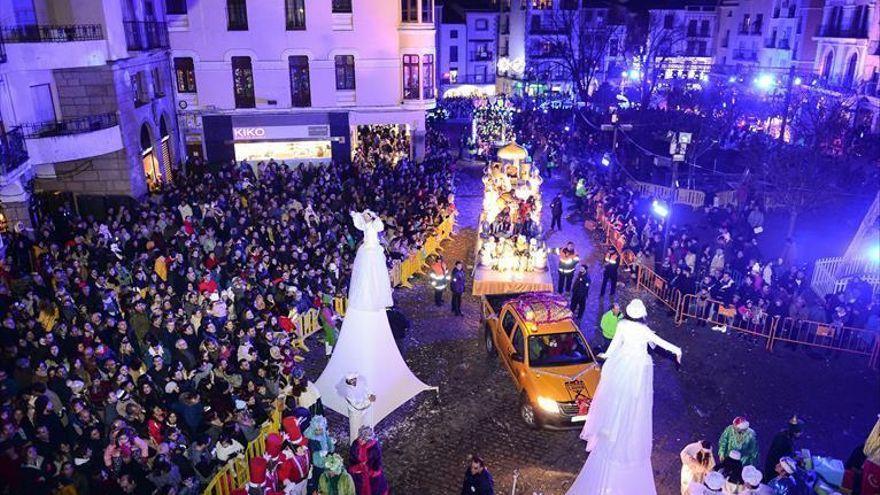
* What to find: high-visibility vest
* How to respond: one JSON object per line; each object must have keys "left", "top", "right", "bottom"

{"left": 558, "top": 249, "right": 579, "bottom": 274}
{"left": 429, "top": 262, "right": 449, "bottom": 289}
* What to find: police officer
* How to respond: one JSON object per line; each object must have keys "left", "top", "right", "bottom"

{"left": 556, "top": 241, "right": 579, "bottom": 294}
{"left": 599, "top": 246, "right": 620, "bottom": 297}
{"left": 550, "top": 194, "right": 563, "bottom": 231}
{"left": 570, "top": 264, "right": 591, "bottom": 320}
{"left": 429, "top": 255, "right": 449, "bottom": 307}
{"left": 450, "top": 260, "right": 466, "bottom": 316}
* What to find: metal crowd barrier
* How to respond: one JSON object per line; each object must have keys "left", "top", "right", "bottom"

{"left": 636, "top": 265, "right": 683, "bottom": 312}
{"left": 771, "top": 317, "right": 879, "bottom": 358}
{"left": 633, "top": 265, "right": 879, "bottom": 367}
{"left": 203, "top": 399, "right": 283, "bottom": 495}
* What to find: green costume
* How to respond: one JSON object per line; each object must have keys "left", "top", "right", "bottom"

{"left": 718, "top": 425, "right": 759, "bottom": 466}
{"left": 600, "top": 309, "right": 623, "bottom": 340}
{"left": 317, "top": 471, "right": 356, "bottom": 495}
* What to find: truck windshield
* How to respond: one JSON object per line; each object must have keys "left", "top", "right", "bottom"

{"left": 528, "top": 332, "right": 592, "bottom": 367}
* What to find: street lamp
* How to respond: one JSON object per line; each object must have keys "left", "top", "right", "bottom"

{"left": 753, "top": 73, "right": 776, "bottom": 91}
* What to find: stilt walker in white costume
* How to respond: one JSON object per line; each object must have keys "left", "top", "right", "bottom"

{"left": 314, "top": 210, "right": 434, "bottom": 442}
{"left": 567, "top": 298, "right": 682, "bottom": 495}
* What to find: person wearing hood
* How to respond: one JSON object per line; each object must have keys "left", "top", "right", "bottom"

{"left": 763, "top": 416, "right": 804, "bottom": 480}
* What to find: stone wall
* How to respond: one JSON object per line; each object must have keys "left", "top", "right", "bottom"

{"left": 34, "top": 148, "right": 133, "bottom": 196}
{"left": 42, "top": 50, "right": 183, "bottom": 199}
{"left": 54, "top": 66, "right": 118, "bottom": 118}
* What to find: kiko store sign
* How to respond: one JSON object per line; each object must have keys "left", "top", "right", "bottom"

{"left": 232, "top": 124, "right": 330, "bottom": 141}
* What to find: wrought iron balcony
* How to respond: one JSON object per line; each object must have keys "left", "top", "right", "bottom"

{"left": 123, "top": 21, "right": 169, "bottom": 50}
{"left": 732, "top": 49, "right": 758, "bottom": 61}
{"left": 0, "top": 24, "right": 103, "bottom": 43}
{"left": 20, "top": 113, "right": 119, "bottom": 139}
{"left": 470, "top": 51, "right": 494, "bottom": 62}
{"left": 0, "top": 127, "right": 29, "bottom": 176}
{"left": 817, "top": 25, "right": 868, "bottom": 39}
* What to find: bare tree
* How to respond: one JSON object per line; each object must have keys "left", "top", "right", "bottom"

{"left": 627, "top": 12, "right": 687, "bottom": 112}
{"left": 529, "top": 2, "right": 623, "bottom": 103}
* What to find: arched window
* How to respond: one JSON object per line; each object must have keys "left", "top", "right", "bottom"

{"left": 159, "top": 116, "right": 169, "bottom": 138}
{"left": 821, "top": 50, "right": 834, "bottom": 81}
{"left": 140, "top": 123, "right": 152, "bottom": 151}
{"left": 843, "top": 53, "right": 858, "bottom": 87}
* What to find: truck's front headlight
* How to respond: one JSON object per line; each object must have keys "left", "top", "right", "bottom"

{"left": 536, "top": 396, "right": 559, "bottom": 414}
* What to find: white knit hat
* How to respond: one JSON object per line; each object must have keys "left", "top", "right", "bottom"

{"left": 704, "top": 471, "right": 725, "bottom": 490}
{"left": 626, "top": 299, "right": 647, "bottom": 319}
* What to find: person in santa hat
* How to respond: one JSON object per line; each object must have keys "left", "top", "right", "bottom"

{"left": 277, "top": 442, "right": 311, "bottom": 495}
{"left": 348, "top": 425, "right": 389, "bottom": 495}
{"left": 318, "top": 453, "right": 356, "bottom": 495}
{"left": 718, "top": 416, "right": 759, "bottom": 467}
{"left": 263, "top": 432, "right": 287, "bottom": 488}
{"left": 247, "top": 456, "right": 269, "bottom": 495}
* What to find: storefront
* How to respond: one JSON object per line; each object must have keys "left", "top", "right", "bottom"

{"left": 202, "top": 113, "right": 350, "bottom": 164}
{"left": 232, "top": 124, "right": 332, "bottom": 164}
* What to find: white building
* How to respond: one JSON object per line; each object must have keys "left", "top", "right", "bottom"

{"left": 648, "top": 3, "right": 719, "bottom": 82}
{"left": 0, "top": 0, "right": 181, "bottom": 229}
{"left": 813, "top": 0, "right": 879, "bottom": 128}
{"left": 503, "top": 0, "right": 626, "bottom": 96}
{"left": 715, "top": 0, "right": 774, "bottom": 71}
{"left": 436, "top": 3, "right": 499, "bottom": 98}
{"left": 168, "top": 0, "right": 436, "bottom": 163}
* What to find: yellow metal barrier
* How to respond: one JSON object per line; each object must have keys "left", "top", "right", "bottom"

{"left": 203, "top": 400, "right": 283, "bottom": 495}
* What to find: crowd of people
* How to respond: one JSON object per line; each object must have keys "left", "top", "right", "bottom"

{"left": 0, "top": 135, "right": 453, "bottom": 494}
{"left": 571, "top": 165, "right": 880, "bottom": 339}
{"left": 353, "top": 125, "right": 412, "bottom": 167}
{"left": 680, "top": 415, "right": 880, "bottom": 495}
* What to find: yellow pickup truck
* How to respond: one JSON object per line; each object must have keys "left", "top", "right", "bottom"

{"left": 481, "top": 292, "right": 601, "bottom": 429}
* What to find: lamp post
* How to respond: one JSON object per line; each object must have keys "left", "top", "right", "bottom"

{"left": 600, "top": 111, "right": 633, "bottom": 170}
{"left": 660, "top": 131, "right": 690, "bottom": 258}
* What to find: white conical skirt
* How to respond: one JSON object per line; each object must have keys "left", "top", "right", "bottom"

{"left": 566, "top": 445, "right": 657, "bottom": 495}
{"left": 314, "top": 307, "right": 432, "bottom": 425}
{"left": 348, "top": 244, "right": 394, "bottom": 311}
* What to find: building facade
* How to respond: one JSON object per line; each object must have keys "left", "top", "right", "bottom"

{"left": 436, "top": 6, "right": 499, "bottom": 98}
{"left": 168, "top": 0, "right": 436, "bottom": 164}
{"left": 503, "top": 0, "right": 626, "bottom": 96}
{"left": 648, "top": 3, "right": 719, "bottom": 82}
{"left": 0, "top": 0, "right": 181, "bottom": 229}
{"left": 813, "top": 0, "right": 879, "bottom": 129}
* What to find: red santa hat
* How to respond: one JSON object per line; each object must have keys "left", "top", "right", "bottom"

{"left": 265, "top": 432, "right": 284, "bottom": 458}
{"left": 733, "top": 416, "right": 750, "bottom": 430}
{"left": 231, "top": 489, "right": 247, "bottom": 495}
{"left": 278, "top": 316, "right": 294, "bottom": 333}
{"left": 282, "top": 416, "right": 308, "bottom": 447}
{"left": 248, "top": 456, "right": 268, "bottom": 485}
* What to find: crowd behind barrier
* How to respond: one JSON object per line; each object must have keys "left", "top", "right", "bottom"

{"left": 570, "top": 151, "right": 879, "bottom": 368}
{"left": 202, "top": 213, "right": 455, "bottom": 494}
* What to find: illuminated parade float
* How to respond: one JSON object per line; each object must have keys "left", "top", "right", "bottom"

{"left": 472, "top": 141, "right": 554, "bottom": 295}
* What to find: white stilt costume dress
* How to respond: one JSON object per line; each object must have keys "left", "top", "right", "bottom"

{"left": 315, "top": 210, "right": 434, "bottom": 440}
{"left": 567, "top": 299, "right": 682, "bottom": 495}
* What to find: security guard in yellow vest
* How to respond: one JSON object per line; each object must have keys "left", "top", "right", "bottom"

{"left": 599, "top": 246, "right": 620, "bottom": 297}
{"left": 556, "top": 241, "right": 579, "bottom": 294}
{"left": 429, "top": 255, "right": 450, "bottom": 306}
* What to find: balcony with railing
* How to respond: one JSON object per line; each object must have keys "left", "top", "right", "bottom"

{"left": 20, "top": 113, "right": 118, "bottom": 139}
{"left": 124, "top": 21, "right": 169, "bottom": 51}
{"left": 21, "top": 113, "right": 124, "bottom": 165}
{"left": 0, "top": 24, "right": 103, "bottom": 43}
{"left": 732, "top": 49, "right": 758, "bottom": 61}
{"left": 470, "top": 51, "right": 494, "bottom": 62}
{"left": 0, "top": 128, "right": 29, "bottom": 176}
{"left": 817, "top": 25, "right": 869, "bottom": 39}
{"left": 442, "top": 73, "right": 497, "bottom": 85}
{"left": 0, "top": 35, "right": 5, "bottom": 63}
